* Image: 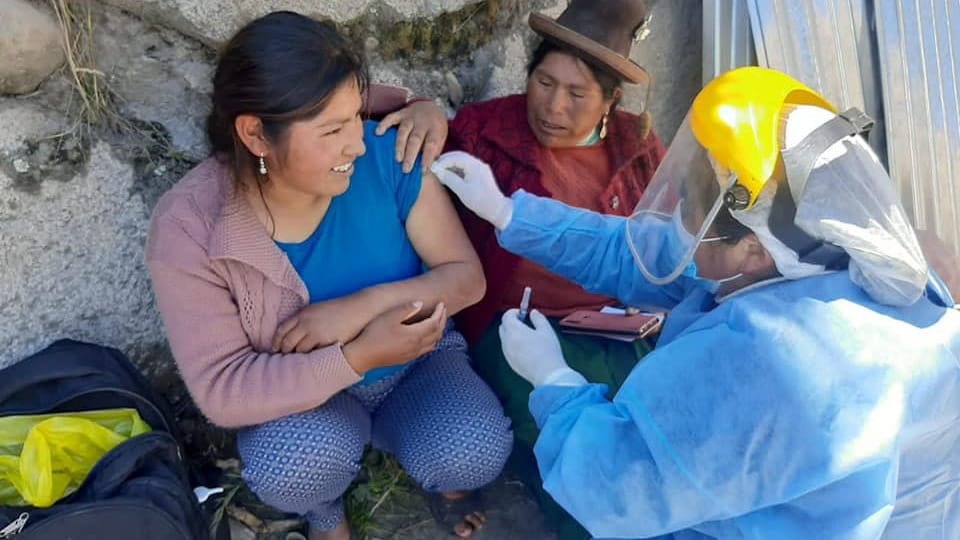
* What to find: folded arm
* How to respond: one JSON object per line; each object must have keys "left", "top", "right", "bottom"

{"left": 147, "top": 218, "right": 360, "bottom": 428}
{"left": 272, "top": 170, "right": 484, "bottom": 354}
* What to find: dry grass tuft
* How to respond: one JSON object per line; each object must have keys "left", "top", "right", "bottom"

{"left": 46, "top": 0, "right": 177, "bottom": 170}
{"left": 50, "top": 0, "right": 123, "bottom": 132}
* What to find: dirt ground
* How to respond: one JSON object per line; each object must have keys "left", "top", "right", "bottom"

{"left": 223, "top": 468, "right": 557, "bottom": 540}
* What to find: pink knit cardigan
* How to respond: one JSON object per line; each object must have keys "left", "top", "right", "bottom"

{"left": 146, "top": 158, "right": 361, "bottom": 428}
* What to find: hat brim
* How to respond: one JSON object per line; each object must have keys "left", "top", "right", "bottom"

{"left": 529, "top": 13, "right": 650, "bottom": 85}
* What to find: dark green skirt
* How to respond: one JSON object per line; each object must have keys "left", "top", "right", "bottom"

{"left": 472, "top": 315, "right": 653, "bottom": 540}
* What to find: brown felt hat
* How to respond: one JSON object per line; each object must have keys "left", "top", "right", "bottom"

{"left": 529, "top": 0, "right": 650, "bottom": 84}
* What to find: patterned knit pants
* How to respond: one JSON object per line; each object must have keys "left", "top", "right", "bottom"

{"left": 237, "top": 330, "right": 513, "bottom": 531}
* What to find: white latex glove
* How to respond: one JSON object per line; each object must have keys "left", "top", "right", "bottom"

{"left": 430, "top": 151, "right": 514, "bottom": 230}
{"left": 499, "top": 309, "right": 587, "bottom": 387}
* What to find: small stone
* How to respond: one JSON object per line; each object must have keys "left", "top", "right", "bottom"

{"left": 153, "top": 165, "right": 168, "bottom": 176}
{"left": 0, "top": 0, "right": 66, "bottom": 94}
{"left": 13, "top": 158, "right": 30, "bottom": 173}
{"left": 35, "top": 142, "right": 52, "bottom": 162}
{"left": 364, "top": 36, "right": 379, "bottom": 51}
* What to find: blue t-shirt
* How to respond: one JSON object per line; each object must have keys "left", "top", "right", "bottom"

{"left": 276, "top": 121, "right": 424, "bottom": 385}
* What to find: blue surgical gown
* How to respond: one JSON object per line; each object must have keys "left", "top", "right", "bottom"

{"left": 497, "top": 190, "right": 960, "bottom": 540}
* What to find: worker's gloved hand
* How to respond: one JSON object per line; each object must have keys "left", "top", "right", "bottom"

{"left": 499, "top": 309, "right": 586, "bottom": 387}
{"left": 430, "top": 151, "right": 514, "bottom": 230}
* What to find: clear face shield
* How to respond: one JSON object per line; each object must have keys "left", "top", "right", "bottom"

{"left": 627, "top": 103, "right": 929, "bottom": 306}
{"left": 625, "top": 115, "right": 738, "bottom": 285}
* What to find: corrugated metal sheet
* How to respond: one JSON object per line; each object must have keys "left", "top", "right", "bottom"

{"left": 744, "top": 0, "right": 888, "bottom": 161}
{"left": 705, "top": 0, "right": 960, "bottom": 253}
{"left": 875, "top": 0, "right": 960, "bottom": 252}
{"left": 702, "top": 0, "right": 756, "bottom": 82}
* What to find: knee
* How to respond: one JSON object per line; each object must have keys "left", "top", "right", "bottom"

{"left": 407, "top": 414, "right": 514, "bottom": 491}
{"left": 238, "top": 427, "right": 366, "bottom": 510}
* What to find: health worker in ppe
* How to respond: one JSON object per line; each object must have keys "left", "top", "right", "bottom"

{"left": 430, "top": 67, "right": 960, "bottom": 539}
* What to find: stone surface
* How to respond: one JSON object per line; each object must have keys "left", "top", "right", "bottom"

{"left": 0, "top": 3, "right": 204, "bottom": 372}
{"left": 0, "top": 0, "right": 66, "bottom": 95}
{"left": 100, "top": 0, "right": 479, "bottom": 46}
{"left": 94, "top": 7, "right": 215, "bottom": 161}
{"left": 0, "top": 137, "right": 165, "bottom": 372}
{"left": 91, "top": 0, "right": 702, "bottom": 144}
{"left": 478, "top": 33, "right": 531, "bottom": 101}
{"left": 626, "top": 0, "right": 704, "bottom": 143}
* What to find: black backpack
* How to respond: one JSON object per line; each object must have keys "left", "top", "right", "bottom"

{"left": 0, "top": 340, "right": 209, "bottom": 540}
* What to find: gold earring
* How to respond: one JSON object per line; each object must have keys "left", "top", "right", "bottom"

{"left": 258, "top": 153, "right": 267, "bottom": 175}
{"left": 599, "top": 113, "right": 609, "bottom": 139}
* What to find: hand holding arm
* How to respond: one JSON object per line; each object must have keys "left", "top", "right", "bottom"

{"left": 376, "top": 100, "right": 448, "bottom": 173}
{"left": 273, "top": 172, "right": 483, "bottom": 354}
{"left": 271, "top": 295, "right": 371, "bottom": 353}
{"left": 147, "top": 217, "right": 361, "bottom": 428}
{"left": 342, "top": 301, "right": 448, "bottom": 374}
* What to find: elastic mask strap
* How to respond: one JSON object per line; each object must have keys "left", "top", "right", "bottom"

{"left": 715, "top": 271, "right": 743, "bottom": 284}
{"left": 770, "top": 108, "right": 874, "bottom": 269}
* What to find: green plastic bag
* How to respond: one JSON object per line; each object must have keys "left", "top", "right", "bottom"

{"left": 0, "top": 408, "right": 151, "bottom": 507}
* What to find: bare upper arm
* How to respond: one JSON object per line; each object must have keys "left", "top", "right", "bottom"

{"left": 404, "top": 171, "right": 481, "bottom": 269}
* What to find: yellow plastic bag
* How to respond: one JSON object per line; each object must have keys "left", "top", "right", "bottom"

{"left": 0, "top": 408, "right": 151, "bottom": 507}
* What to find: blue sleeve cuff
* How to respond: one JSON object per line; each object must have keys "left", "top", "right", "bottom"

{"left": 529, "top": 383, "right": 610, "bottom": 430}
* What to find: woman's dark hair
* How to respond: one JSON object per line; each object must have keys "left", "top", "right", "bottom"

{"left": 206, "top": 11, "right": 368, "bottom": 185}
{"left": 527, "top": 40, "right": 622, "bottom": 103}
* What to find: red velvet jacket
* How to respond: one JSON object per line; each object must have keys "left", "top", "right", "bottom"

{"left": 446, "top": 94, "right": 666, "bottom": 343}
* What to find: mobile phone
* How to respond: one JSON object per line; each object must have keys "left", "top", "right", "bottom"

{"left": 558, "top": 310, "right": 663, "bottom": 338}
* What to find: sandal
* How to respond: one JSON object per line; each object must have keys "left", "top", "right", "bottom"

{"left": 425, "top": 490, "right": 486, "bottom": 538}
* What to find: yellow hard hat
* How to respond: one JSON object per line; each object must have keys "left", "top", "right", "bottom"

{"left": 690, "top": 67, "right": 836, "bottom": 209}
